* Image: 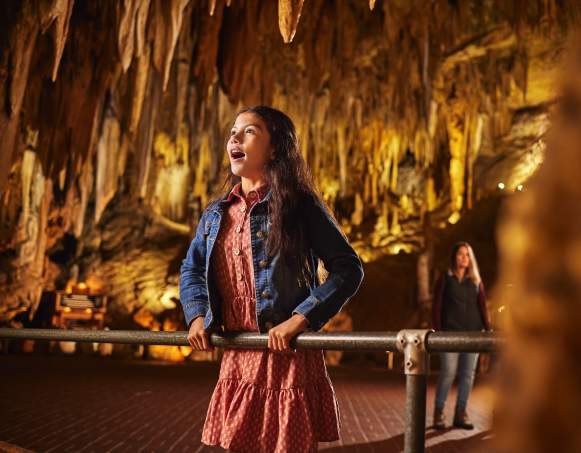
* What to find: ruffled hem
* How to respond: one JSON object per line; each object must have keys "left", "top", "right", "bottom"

{"left": 201, "top": 375, "right": 341, "bottom": 453}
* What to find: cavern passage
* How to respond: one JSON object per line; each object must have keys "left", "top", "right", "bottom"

{"left": 0, "top": 0, "right": 575, "bottom": 362}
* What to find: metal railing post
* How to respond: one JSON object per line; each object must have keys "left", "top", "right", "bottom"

{"left": 396, "top": 329, "right": 433, "bottom": 453}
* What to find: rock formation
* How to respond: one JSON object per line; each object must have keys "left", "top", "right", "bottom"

{"left": 0, "top": 1, "right": 575, "bottom": 341}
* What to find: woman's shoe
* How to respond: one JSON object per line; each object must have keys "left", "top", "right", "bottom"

{"left": 453, "top": 409, "right": 474, "bottom": 430}
{"left": 433, "top": 408, "right": 446, "bottom": 430}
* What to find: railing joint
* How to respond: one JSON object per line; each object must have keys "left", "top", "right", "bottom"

{"left": 396, "top": 329, "right": 433, "bottom": 375}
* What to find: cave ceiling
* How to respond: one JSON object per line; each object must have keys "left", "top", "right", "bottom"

{"left": 0, "top": 0, "right": 576, "bottom": 322}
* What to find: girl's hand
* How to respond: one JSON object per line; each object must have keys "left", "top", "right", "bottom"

{"left": 267, "top": 314, "right": 309, "bottom": 353}
{"left": 187, "top": 316, "right": 213, "bottom": 351}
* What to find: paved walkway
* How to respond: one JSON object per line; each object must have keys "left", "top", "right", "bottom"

{"left": 0, "top": 354, "right": 494, "bottom": 452}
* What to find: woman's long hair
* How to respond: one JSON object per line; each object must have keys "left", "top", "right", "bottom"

{"left": 449, "top": 241, "right": 482, "bottom": 286}
{"left": 217, "top": 105, "right": 323, "bottom": 286}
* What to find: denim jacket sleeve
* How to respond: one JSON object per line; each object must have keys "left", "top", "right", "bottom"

{"left": 291, "top": 195, "right": 364, "bottom": 331}
{"left": 179, "top": 209, "right": 210, "bottom": 328}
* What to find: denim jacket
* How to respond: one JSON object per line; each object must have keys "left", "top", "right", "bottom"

{"left": 179, "top": 189, "right": 364, "bottom": 333}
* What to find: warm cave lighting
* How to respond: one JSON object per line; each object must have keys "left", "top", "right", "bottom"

{"left": 447, "top": 212, "right": 461, "bottom": 225}
{"left": 517, "top": 184, "right": 524, "bottom": 191}
{"left": 498, "top": 305, "right": 506, "bottom": 313}
{"left": 498, "top": 182, "right": 505, "bottom": 190}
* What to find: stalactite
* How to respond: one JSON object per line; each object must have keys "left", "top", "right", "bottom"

{"left": 466, "top": 113, "right": 485, "bottom": 209}
{"left": 151, "top": 0, "right": 190, "bottom": 91}
{"left": 152, "top": 130, "right": 190, "bottom": 221}
{"left": 117, "top": 0, "right": 150, "bottom": 73}
{"left": 208, "top": 0, "right": 217, "bottom": 16}
{"left": 73, "top": 156, "right": 93, "bottom": 238}
{"left": 95, "top": 108, "right": 121, "bottom": 224}
{"left": 446, "top": 102, "right": 467, "bottom": 213}
{"left": 3, "top": 149, "right": 51, "bottom": 316}
{"left": 336, "top": 122, "right": 348, "bottom": 197}
{"left": 278, "top": 0, "right": 304, "bottom": 43}
{"left": 129, "top": 45, "right": 151, "bottom": 135}
{"left": 39, "top": 0, "right": 75, "bottom": 81}
{"left": 0, "top": 3, "right": 40, "bottom": 194}
{"left": 135, "top": 68, "right": 161, "bottom": 199}
{"left": 193, "top": 133, "right": 213, "bottom": 210}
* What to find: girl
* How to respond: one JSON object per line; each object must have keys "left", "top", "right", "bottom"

{"left": 179, "top": 106, "right": 364, "bottom": 452}
{"left": 432, "top": 241, "right": 490, "bottom": 430}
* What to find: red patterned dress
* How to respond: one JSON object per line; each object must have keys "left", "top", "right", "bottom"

{"left": 201, "top": 182, "right": 341, "bottom": 453}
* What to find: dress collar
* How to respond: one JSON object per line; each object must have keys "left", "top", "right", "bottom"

{"left": 223, "top": 182, "right": 271, "bottom": 204}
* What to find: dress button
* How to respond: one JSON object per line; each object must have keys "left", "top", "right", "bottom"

{"left": 233, "top": 247, "right": 240, "bottom": 256}
{"left": 240, "top": 206, "right": 246, "bottom": 213}
{"left": 256, "top": 230, "right": 264, "bottom": 238}
{"left": 261, "top": 290, "right": 271, "bottom": 299}
{"left": 235, "top": 225, "right": 242, "bottom": 233}
{"left": 259, "top": 259, "right": 268, "bottom": 268}
{"left": 237, "top": 273, "right": 243, "bottom": 281}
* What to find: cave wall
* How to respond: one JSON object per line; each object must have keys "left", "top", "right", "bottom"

{"left": 0, "top": 0, "right": 576, "bottom": 333}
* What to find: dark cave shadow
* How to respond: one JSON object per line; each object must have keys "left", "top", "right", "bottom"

{"left": 321, "top": 429, "right": 494, "bottom": 453}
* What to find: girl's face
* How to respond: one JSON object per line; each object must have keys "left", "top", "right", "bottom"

{"left": 227, "top": 112, "right": 273, "bottom": 180}
{"left": 455, "top": 246, "right": 471, "bottom": 270}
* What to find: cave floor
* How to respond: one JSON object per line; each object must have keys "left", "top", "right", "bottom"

{"left": 0, "top": 353, "right": 494, "bottom": 453}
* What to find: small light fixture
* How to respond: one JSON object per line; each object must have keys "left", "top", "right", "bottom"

{"left": 498, "top": 182, "right": 505, "bottom": 190}
{"left": 517, "top": 184, "right": 523, "bottom": 191}
{"left": 447, "top": 212, "right": 461, "bottom": 224}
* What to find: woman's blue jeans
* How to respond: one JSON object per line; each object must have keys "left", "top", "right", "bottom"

{"left": 435, "top": 352, "right": 479, "bottom": 412}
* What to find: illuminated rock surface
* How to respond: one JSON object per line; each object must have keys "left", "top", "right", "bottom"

{"left": 0, "top": 1, "right": 571, "bottom": 337}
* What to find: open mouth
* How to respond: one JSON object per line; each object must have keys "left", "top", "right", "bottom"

{"left": 230, "top": 149, "right": 246, "bottom": 160}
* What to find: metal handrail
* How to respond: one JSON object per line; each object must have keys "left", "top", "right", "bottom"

{"left": 0, "top": 328, "right": 501, "bottom": 351}
{"left": 0, "top": 328, "right": 502, "bottom": 453}
{"left": 0, "top": 328, "right": 400, "bottom": 350}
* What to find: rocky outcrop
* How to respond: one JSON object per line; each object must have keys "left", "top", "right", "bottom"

{"left": 0, "top": 1, "right": 574, "bottom": 332}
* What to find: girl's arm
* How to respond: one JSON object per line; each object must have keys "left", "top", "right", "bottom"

{"left": 179, "top": 209, "right": 210, "bottom": 328}
{"left": 291, "top": 195, "right": 364, "bottom": 331}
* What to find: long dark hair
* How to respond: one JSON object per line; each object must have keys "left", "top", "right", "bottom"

{"left": 217, "top": 105, "right": 323, "bottom": 286}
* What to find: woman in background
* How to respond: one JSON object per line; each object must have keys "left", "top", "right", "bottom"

{"left": 432, "top": 241, "right": 490, "bottom": 430}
